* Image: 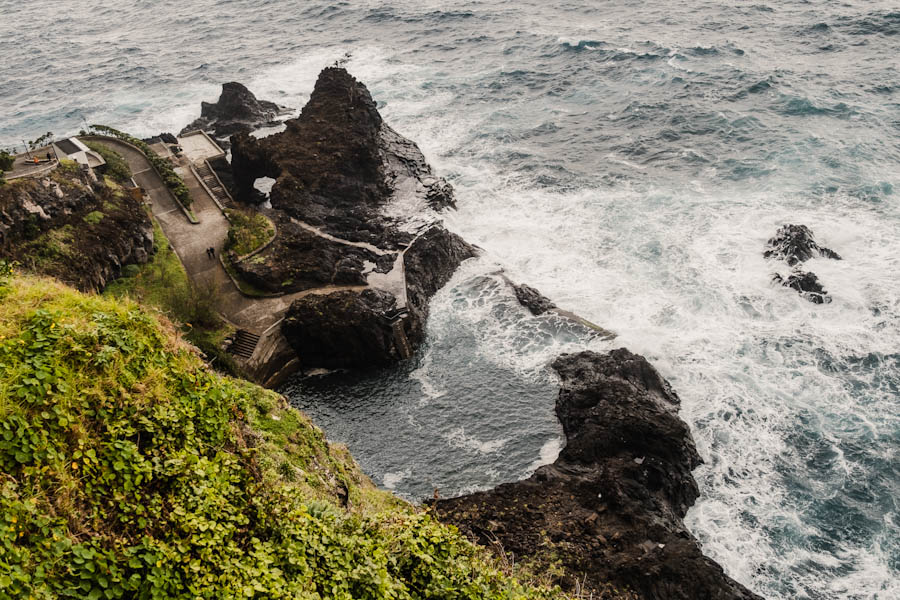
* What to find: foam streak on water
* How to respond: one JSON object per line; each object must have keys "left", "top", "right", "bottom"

{"left": 3, "top": 2, "right": 899, "bottom": 598}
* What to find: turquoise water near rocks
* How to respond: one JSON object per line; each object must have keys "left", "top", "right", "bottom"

{"left": 2, "top": 2, "right": 898, "bottom": 598}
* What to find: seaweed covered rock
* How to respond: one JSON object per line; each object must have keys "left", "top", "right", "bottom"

{"left": 180, "top": 82, "right": 291, "bottom": 140}
{"left": 434, "top": 349, "right": 763, "bottom": 600}
{"left": 231, "top": 68, "right": 475, "bottom": 368}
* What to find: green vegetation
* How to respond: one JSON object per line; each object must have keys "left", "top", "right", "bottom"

{"left": 0, "top": 150, "right": 13, "bottom": 172}
{"left": 89, "top": 125, "right": 192, "bottom": 209}
{"left": 83, "top": 211, "right": 105, "bottom": 225}
{"left": 0, "top": 274, "right": 562, "bottom": 600}
{"left": 225, "top": 209, "right": 275, "bottom": 257}
{"left": 104, "top": 221, "right": 239, "bottom": 376}
{"left": 28, "top": 131, "right": 54, "bottom": 148}
{"left": 85, "top": 141, "right": 132, "bottom": 183}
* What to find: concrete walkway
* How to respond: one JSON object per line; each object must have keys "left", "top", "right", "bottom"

{"left": 84, "top": 136, "right": 353, "bottom": 335}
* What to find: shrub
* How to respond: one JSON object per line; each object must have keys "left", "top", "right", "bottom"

{"left": 82, "top": 210, "right": 104, "bottom": 225}
{"left": 225, "top": 209, "right": 275, "bottom": 256}
{"left": 0, "top": 151, "right": 13, "bottom": 172}
{"left": 85, "top": 141, "right": 131, "bottom": 183}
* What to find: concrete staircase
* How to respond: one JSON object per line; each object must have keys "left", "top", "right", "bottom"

{"left": 194, "top": 161, "right": 230, "bottom": 206}
{"left": 228, "top": 329, "right": 260, "bottom": 359}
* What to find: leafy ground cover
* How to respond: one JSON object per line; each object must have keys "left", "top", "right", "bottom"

{"left": 225, "top": 209, "right": 275, "bottom": 257}
{"left": 0, "top": 273, "right": 562, "bottom": 600}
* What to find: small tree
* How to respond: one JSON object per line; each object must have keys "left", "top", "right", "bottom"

{"left": 29, "top": 131, "right": 54, "bottom": 148}
{"left": 0, "top": 150, "right": 14, "bottom": 171}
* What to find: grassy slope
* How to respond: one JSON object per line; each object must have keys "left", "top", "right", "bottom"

{"left": 0, "top": 274, "right": 561, "bottom": 600}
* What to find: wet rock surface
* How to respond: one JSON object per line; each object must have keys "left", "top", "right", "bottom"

{"left": 0, "top": 172, "right": 153, "bottom": 292}
{"left": 764, "top": 224, "right": 841, "bottom": 266}
{"left": 281, "top": 288, "right": 403, "bottom": 368}
{"left": 231, "top": 67, "right": 475, "bottom": 368}
{"left": 765, "top": 224, "right": 841, "bottom": 304}
{"left": 773, "top": 271, "right": 831, "bottom": 304}
{"left": 180, "top": 82, "right": 291, "bottom": 141}
{"left": 433, "top": 349, "right": 763, "bottom": 600}
{"left": 513, "top": 282, "right": 557, "bottom": 315}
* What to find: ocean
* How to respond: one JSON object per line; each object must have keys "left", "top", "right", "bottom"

{"left": 2, "top": 1, "right": 898, "bottom": 598}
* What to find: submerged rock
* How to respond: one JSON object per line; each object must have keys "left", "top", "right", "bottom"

{"left": 513, "top": 282, "right": 557, "bottom": 315}
{"left": 233, "top": 67, "right": 475, "bottom": 368}
{"left": 764, "top": 224, "right": 841, "bottom": 266}
{"left": 434, "top": 349, "right": 763, "bottom": 600}
{"left": 180, "top": 82, "right": 291, "bottom": 140}
{"left": 773, "top": 271, "right": 831, "bottom": 304}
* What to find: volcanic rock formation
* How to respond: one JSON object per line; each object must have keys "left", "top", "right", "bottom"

{"left": 434, "top": 349, "right": 763, "bottom": 600}
{"left": 180, "top": 82, "right": 291, "bottom": 141}
{"left": 231, "top": 67, "right": 475, "bottom": 368}
{"left": 765, "top": 224, "right": 841, "bottom": 303}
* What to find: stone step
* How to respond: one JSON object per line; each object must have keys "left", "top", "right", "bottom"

{"left": 228, "top": 329, "right": 261, "bottom": 359}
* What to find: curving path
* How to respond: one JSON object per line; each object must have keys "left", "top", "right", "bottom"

{"left": 84, "top": 136, "right": 360, "bottom": 336}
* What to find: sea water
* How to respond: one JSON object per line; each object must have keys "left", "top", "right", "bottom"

{"left": 2, "top": 2, "right": 898, "bottom": 598}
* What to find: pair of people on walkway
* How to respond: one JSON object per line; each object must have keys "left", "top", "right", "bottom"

{"left": 205, "top": 247, "right": 216, "bottom": 259}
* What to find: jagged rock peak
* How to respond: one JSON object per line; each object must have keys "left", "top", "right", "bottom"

{"left": 295, "top": 67, "right": 382, "bottom": 130}
{"left": 180, "top": 82, "right": 290, "bottom": 139}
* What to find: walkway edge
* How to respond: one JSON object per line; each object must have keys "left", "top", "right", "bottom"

{"left": 80, "top": 135, "right": 200, "bottom": 225}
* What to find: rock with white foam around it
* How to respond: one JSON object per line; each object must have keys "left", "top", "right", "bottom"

{"left": 433, "top": 349, "right": 764, "bottom": 600}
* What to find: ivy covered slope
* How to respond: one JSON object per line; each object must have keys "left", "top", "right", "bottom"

{"left": 0, "top": 275, "right": 559, "bottom": 600}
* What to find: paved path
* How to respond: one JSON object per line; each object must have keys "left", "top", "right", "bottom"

{"left": 84, "top": 136, "right": 355, "bottom": 334}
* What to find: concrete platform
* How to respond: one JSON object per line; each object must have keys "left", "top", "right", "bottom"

{"left": 177, "top": 130, "right": 225, "bottom": 164}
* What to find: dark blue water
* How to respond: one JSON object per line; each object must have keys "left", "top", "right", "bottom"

{"left": 2, "top": 2, "right": 898, "bottom": 598}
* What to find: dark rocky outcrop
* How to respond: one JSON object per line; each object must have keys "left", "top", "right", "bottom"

{"left": 513, "top": 282, "right": 557, "bottom": 315}
{"left": 773, "top": 271, "right": 831, "bottom": 304}
{"left": 765, "top": 224, "right": 840, "bottom": 303}
{"left": 180, "top": 82, "right": 291, "bottom": 141}
{"left": 281, "top": 289, "right": 403, "bottom": 368}
{"left": 764, "top": 224, "right": 841, "bottom": 266}
{"left": 232, "top": 67, "right": 475, "bottom": 368}
{"left": 434, "top": 349, "right": 762, "bottom": 600}
{"left": 231, "top": 214, "right": 396, "bottom": 294}
{"left": 0, "top": 171, "right": 154, "bottom": 292}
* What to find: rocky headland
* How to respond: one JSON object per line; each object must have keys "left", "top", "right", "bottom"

{"left": 433, "top": 349, "right": 762, "bottom": 600}
{"left": 0, "top": 65, "right": 764, "bottom": 598}
{"left": 209, "top": 67, "right": 761, "bottom": 598}
{"left": 227, "top": 67, "right": 476, "bottom": 368}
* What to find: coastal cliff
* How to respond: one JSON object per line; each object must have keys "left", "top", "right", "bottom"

{"left": 0, "top": 164, "right": 153, "bottom": 292}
